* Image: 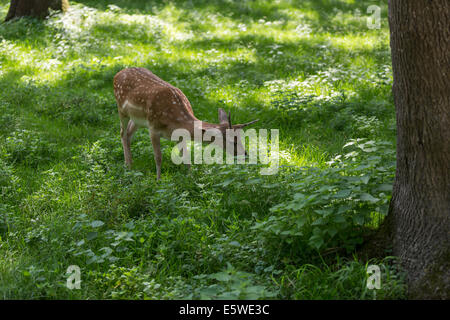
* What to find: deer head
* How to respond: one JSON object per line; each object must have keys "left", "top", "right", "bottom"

{"left": 215, "top": 108, "right": 259, "bottom": 157}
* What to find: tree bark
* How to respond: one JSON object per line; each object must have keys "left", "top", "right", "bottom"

{"left": 5, "top": 0, "right": 69, "bottom": 22}
{"left": 387, "top": 0, "right": 450, "bottom": 299}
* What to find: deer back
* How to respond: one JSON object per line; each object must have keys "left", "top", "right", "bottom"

{"left": 114, "top": 67, "right": 196, "bottom": 135}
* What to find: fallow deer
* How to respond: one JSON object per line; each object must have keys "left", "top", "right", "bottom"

{"left": 113, "top": 67, "right": 258, "bottom": 180}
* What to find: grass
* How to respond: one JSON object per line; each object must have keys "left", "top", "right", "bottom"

{"left": 0, "top": 0, "right": 405, "bottom": 299}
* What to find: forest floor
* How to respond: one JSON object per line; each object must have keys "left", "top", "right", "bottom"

{"left": 0, "top": 0, "right": 406, "bottom": 299}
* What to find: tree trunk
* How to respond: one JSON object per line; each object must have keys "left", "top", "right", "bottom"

{"left": 386, "top": 0, "right": 450, "bottom": 299}
{"left": 5, "top": 0, "right": 69, "bottom": 22}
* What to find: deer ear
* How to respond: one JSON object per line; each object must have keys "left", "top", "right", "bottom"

{"left": 232, "top": 119, "right": 259, "bottom": 129}
{"left": 218, "top": 108, "right": 229, "bottom": 125}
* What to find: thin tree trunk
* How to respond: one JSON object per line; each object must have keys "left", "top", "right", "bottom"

{"left": 387, "top": 0, "right": 450, "bottom": 299}
{"left": 5, "top": 0, "right": 69, "bottom": 22}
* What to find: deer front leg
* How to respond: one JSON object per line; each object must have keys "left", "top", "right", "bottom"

{"left": 150, "top": 131, "right": 162, "bottom": 180}
{"left": 120, "top": 116, "right": 132, "bottom": 167}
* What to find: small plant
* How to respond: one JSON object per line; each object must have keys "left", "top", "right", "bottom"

{"left": 252, "top": 139, "right": 395, "bottom": 255}
{"left": 191, "top": 263, "right": 278, "bottom": 300}
{"left": 3, "top": 129, "right": 57, "bottom": 166}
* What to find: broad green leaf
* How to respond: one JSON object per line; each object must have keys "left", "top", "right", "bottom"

{"left": 327, "top": 227, "right": 338, "bottom": 237}
{"left": 91, "top": 220, "right": 104, "bottom": 228}
{"left": 100, "top": 247, "right": 113, "bottom": 258}
{"left": 333, "top": 189, "right": 351, "bottom": 198}
{"left": 377, "top": 184, "right": 393, "bottom": 191}
{"left": 334, "top": 215, "right": 346, "bottom": 223}
{"left": 86, "top": 232, "right": 98, "bottom": 241}
{"left": 337, "top": 205, "right": 352, "bottom": 214}
{"left": 361, "top": 176, "right": 370, "bottom": 184}
{"left": 353, "top": 214, "right": 366, "bottom": 225}
{"left": 314, "top": 208, "right": 334, "bottom": 217}
{"left": 209, "top": 272, "right": 232, "bottom": 282}
{"left": 360, "top": 193, "right": 379, "bottom": 203}
{"left": 296, "top": 216, "right": 308, "bottom": 227}
{"left": 312, "top": 218, "right": 326, "bottom": 225}
{"left": 309, "top": 235, "right": 324, "bottom": 250}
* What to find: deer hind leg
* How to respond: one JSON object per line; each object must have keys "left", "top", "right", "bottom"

{"left": 120, "top": 116, "right": 132, "bottom": 167}
{"left": 150, "top": 131, "right": 162, "bottom": 180}
{"left": 126, "top": 120, "right": 138, "bottom": 146}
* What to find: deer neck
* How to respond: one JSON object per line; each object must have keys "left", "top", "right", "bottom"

{"left": 177, "top": 118, "right": 224, "bottom": 141}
